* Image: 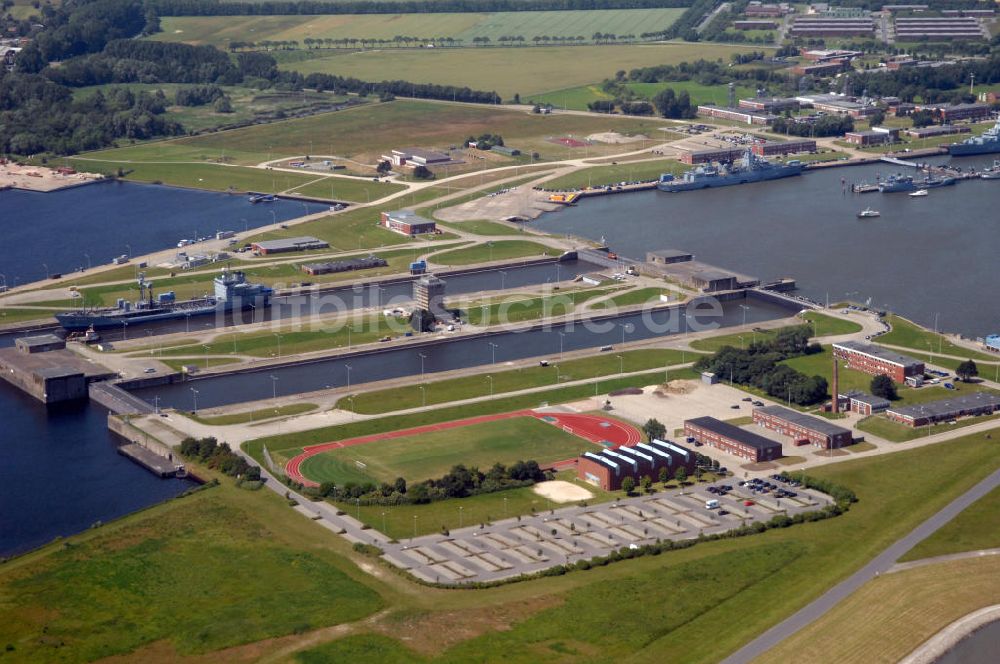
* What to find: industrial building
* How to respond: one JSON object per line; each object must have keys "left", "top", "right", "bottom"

{"left": 914, "top": 103, "right": 993, "bottom": 124}
{"left": 382, "top": 147, "right": 459, "bottom": 169}
{"left": 576, "top": 439, "right": 695, "bottom": 491}
{"left": 790, "top": 17, "right": 875, "bottom": 37}
{"left": 647, "top": 249, "right": 694, "bottom": 265}
{"left": 734, "top": 20, "right": 777, "bottom": 30}
{"left": 752, "top": 139, "right": 817, "bottom": 157}
{"left": 380, "top": 210, "right": 437, "bottom": 236}
{"left": 844, "top": 130, "right": 893, "bottom": 146}
{"left": 885, "top": 392, "right": 1000, "bottom": 427}
{"left": 695, "top": 105, "right": 776, "bottom": 126}
{"left": 838, "top": 390, "right": 891, "bottom": 416}
{"left": 15, "top": 334, "right": 66, "bottom": 354}
{"left": 744, "top": 2, "right": 788, "bottom": 17}
{"left": 642, "top": 250, "right": 759, "bottom": 293}
{"left": 832, "top": 341, "right": 925, "bottom": 383}
{"left": 790, "top": 62, "right": 850, "bottom": 77}
{"left": 739, "top": 97, "right": 800, "bottom": 113}
{"left": 301, "top": 255, "right": 388, "bottom": 276}
{"left": 894, "top": 17, "right": 987, "bottom": 40}
{"left": 413, "top": 274, "right": 447, "bottom": 316}
{"left": 680, "top": 146, "right": 748, "bottom": 164}
{"left": 251, "top": 236, "right": 329, "bottom": 255}
{"left": 753, "top": 405, "right": 853, "bottom": 449}
{"left": 904, "top": 125, "right": 970, "bottom": 139}
{"left": 684, "top": 417, "right": 783, "bottom": 463}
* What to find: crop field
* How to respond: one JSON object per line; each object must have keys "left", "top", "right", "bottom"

{"left": 282, "top": 43, "right": 775, "bottom": 98}
{"left": 155, "top": 9, "right": 685, "bottom": 49}
{"left": 297, "top": 415, "right": 597, "bottom": 485}
{"left": 532, "top": 80, "right": 757, "bottom": 111}
{"left": 80, "top": 100, "right": 667, "bottom": 168}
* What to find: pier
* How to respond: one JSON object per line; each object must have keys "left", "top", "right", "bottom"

{"left": 108, "top": 414, "right": 185, "bottom": 478}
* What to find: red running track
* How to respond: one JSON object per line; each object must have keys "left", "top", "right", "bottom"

{"left": 284, "top": 410, "right": 642, "bottom": 487}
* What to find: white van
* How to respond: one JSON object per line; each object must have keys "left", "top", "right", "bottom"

{"left": 705, "top": 499, "right": 720, "bottom": 510}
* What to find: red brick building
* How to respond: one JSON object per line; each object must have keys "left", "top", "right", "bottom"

{"left": 832, "top": 341, "right": 924, "bottom": 383}
{"left": 752, "top": 139, "right": 816, "bottom": 157}
{"left": 753, "top": 405, "right": 853, "bottom": 450}
{"left": 684, "top": 417, "right": 782, "bottom": 463}
{"left": 576, "top": 440, "right": 695, "bottom": 491}
{"left": 380, "top": 210, "right": 436, "bottom": 236}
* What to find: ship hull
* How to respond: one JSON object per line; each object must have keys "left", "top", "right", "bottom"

{"left": 56, "top": 299, "right": 262, "bottom": 331}
{"left": 657, "top": 166, "right": 802, "bottom": 192}
{"left": 948, "top": 143, "right": 1000, "bottom": 156}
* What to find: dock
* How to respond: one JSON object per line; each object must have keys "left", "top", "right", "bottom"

{"left": 117, "top": 443, "right": 184, "bottom": 478}
{"left": 0, "top": 341, "right": 116, "bottom": 404}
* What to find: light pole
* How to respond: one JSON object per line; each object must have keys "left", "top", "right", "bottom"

{"left": 617, "top": 354, "right": 623, "bottom": 375}
{"left": 42, "top": 262, "right": 49, "bottom": 279}
{"left": 558, "top": 331, "right": 565, "bottom": 359}
{"left": 740, "top": 304, "right": 750, "bottom": 327}
{"left": 83, "top": 253, "right": 91, "bottom": 270}
{"left": 152, "top": 395, "right": 160, "bottom": 415}
{"left": 419, "top": 352, "right": 427, "bottom": 381}
{"left": 347, "top": 324, "right": 352, "bottom": 350}
{"left": 499, "top": 270, "right": 506, "bottom": 290}
{"left": 125, "top": 244, "right": 131, "bottom": 259}
{"left": 413, "top": 515, "right": 418, "bottom": 540}
{"left": 419, "top": 385, "right": 426, "bottom": 407}
{"left": 190, "top": 388, "right": 199, "bottom": 413}
{"left": 459, "top": 505, "right": 464, "bottom": 529}
{"left": 273, "top": 332, "right": 282, "bottom": 358}
{"left": 345, "top": 363, "right": 352, "bottom": 391}
{"left": 185, "top": 313, "right": 191, "bottom": 334}
{"left": 122, "top": 320, "right": 127, "bottom": 341}
{"left": 489, "top": 341, "right": 498, "bottom": 365}
{"left": 270, "top": 374, "right": 278, "bottom": 400}
{"left": 486, "top": 375, "right": 494, "bottom": 397}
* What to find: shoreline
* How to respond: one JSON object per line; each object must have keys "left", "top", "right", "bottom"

{"left": 899, "top": 604, "right": 1000, "bottom": 664}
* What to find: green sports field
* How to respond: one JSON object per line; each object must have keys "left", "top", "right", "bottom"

{"left": 154, "top": 9, "right": 685, "bottom": 49}
{"left": 297, "top": 415, "right": 597, "bottom": 485}
{"left": 283, "top": 43, "right": 775, "bottom": 98}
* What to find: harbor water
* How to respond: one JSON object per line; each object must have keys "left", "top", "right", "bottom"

{"left": 934, "top": 618, "right": 1000, "bottom": 664}
{"left": 534, "top": 155, "right": 1000, "bottom": 338}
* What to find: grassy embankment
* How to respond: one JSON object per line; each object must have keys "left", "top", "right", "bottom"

{"left": 898, "top": 484, "right": 1000, "bottom": 562}
{"left": 540, "top": 159, "right": 688, "bottom": 190}
{"left": 459, "top": 287, "right": 617, "bottom": 325}
{"left": 428, "top": 240, "right": 555, "bottom": 266}
{"left": 190, "top": 402, "right": 318, "bottom": 425}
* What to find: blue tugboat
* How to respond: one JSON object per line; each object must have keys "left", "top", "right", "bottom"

{"left": 657, "top": 148, "right": 803, "bottom": 192}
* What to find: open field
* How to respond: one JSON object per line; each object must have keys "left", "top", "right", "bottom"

{"left": 281, "top": 43, "right": 778, "bottom": 98}
{"left": 0, "top": 485, "right": 383, "bottom": 661}
{"left": 758, "top": 555, "right": 1000, "bottom": 664}
{"left": 341, "top": 348, "right": 694, "bottom": 414}
{"left": 438, "top": 219, "right": 523, "bottom": 235}
{"left": 801, "top": 311, "right": 863, "bottom": 337}
{"left": 899, "top": 485, "right": 1000, "bottom": 562}
{"left": 428, "top": 240, "right": 554, "bottom": 266}
{"left": 690, "top": 326, "right": 782, "bottom": 353}
{"left": 461, "top": 287, "right": 615, "bottom": 325}
{"left": 532, "top": 80, "right": 758, "bottom": 111}
{"left": 300, "top": 416, "right": 596, "bottom": 485}
{"left": 191, "top": 402, "right": 318, "bottom": 425}
{"left": 79, "top": 100, "right": 669, "bottom": 170}
{"left": 880, "top": 314, "right": 999, "bottom": 363}
{"left": 0, "top": 308, "right": 60, "bottom": 324}
{"left": 540, "top": 159, "right": 687, "bottom": 189}
{"left": 856, "top": 411, "right": 1000, "bottom": 443}
{"left": 154, "top": 10, "right": 685, "bottom": 48}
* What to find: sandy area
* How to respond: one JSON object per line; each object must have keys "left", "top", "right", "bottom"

{"left": 533, "top": 480, "right": 593, "bottom": 503}
{"left": 0, "top": 162, "right": 104, "bottom": 192}
{"left": 586, "top": 132, "right": 648, "bottom": 144}
{"left": 433, "top": 187, "right": 562, "bottom": 222}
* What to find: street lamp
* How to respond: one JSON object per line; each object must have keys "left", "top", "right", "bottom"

{"left": 419, "top": 385, "right": 426, "bottom": 407}
{"left": 499, "top": 270, "right": 506, "bottom": 290}
{"left": 419, "top": 352, "right": 427, "bottom": 381}
{"left": 459, "top": 505, "right": 464, "bottom": 528}
{"left": 486, "top": 375, "right": 494, "bottom": 397}
{"left": 558, "top": 331, "right": 565, "bottom": 359}
{"left": 739, "top": 304, "right": 750, "bottom": 327}
{"left": 617, "top": 354, "right": 623, "bottom": 375}
{"left": 345, "top": 363, "right": 352, "bottom": 391}
{"left": 347, "top": 324, "right": 353, "bottom": 350}
{"left": 273, "top": 332, "right": 282, "bottom": 358}
{"left": 190, "top": 388, "right": 199, "bottom": 413}
{"left": 122, "top": 320, "right": 127, "bottom": 341}
{"left": 270, "top": 374, "right": 278, "bottom": 400}
{"left": 489, "top": 341, "right": 499, "bottom": 365}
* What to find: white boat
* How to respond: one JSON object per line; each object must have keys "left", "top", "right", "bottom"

{"left": 857, "top": 208, "right": 880, "bottom": 218}
{"left": 909, "top": 189, "right": 928, "bottom": 197}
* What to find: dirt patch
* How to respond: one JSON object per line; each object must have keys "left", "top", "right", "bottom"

{"left": 652, "top": 380, "right": 695, "bottom": 397}
{"left": 533, "top": 480, "right": 594, "bottom": 503}
{"left": 741, "top": 461, "right": 778, "bottom": 472}
{"left": 586, "top": 132, "right": 648, "bottom": 144}
{"left": 434, "top": 187, "right": 561, "bottom": 222}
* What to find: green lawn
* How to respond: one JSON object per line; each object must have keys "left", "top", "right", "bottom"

{"left": 429, "top": 240, "right": 554, "bottom": 266}
{"left": 190, "top": 402, "right": 318, "bottom": 425}
{"left": 299, "top": 416, "right": 597, "bottom": 485}
{"left": 0, "top": 487, "right": 383, "bottom": 661}
{"left": 341, "top": 348, "right": 695, "bottom": 414}
{"left": 856, "top": 412, "right": 1000, "bottom": 443}
{"left": 690, "top": 326, "right": 783, "bottom": 353}
{"left": 880, "top": 314, "right": 998, "bottom": 363}
{"left": 437, "top": 219, "right": 523, "bottom": 236}
{"left": 898, "top": 485, "right": 1000, "bottom": 562}
{"left": 801, "top": 311, "right": 862, "bottom": 337}
{"left": 284, "top": 175, "right": 407, "bottom": 202}
{"left": 0, "top": 308, "right": 60, "bottom": 324}
{"left": 461, "top": 287, "right": 613, "bottom": 325}
{"left": 593, "top": 287, "right": 670, "bottom": 309}
{"left": 297, "top": 634, "right": 427, "bottom": 664}
{"left": 160, "top": 356, "right": 241, "bottom": 372}
{"left": 540, "top": 159, "right": 687, "bottom": 190}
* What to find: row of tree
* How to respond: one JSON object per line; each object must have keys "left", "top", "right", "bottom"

{"left": 316, "top": 460, "right": 549, "bottom": 506}
{"left": 179, "top": 436, "right": 261, "bottom": 480}
{"left": 771, "top": 114, "right": 854, "bottom": 138}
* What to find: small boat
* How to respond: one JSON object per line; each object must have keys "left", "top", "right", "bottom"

{"left": 857, "top": 208, "right": 880, "bottom": 218}
{"left": 248, "top": 193, "right": 276, "bottom": 204}
{"left": 909, "top": 189, "right": 928, "bottom": 197}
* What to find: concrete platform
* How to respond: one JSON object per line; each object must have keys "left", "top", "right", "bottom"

{"left": 0, "top": 347, "right": 115, "bottom": 403}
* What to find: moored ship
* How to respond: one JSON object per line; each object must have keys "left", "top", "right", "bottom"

{"left": 657, "top": 149, "right": 803, "bottom": 192}
{"left": 878, "top": 174, "right": 915, "bottom": 193}
{"left": 947, "top": 118, "right": 1000, "bottom": 156}
{"left": 56, "top": 269, "right": 271, "bottom": 331}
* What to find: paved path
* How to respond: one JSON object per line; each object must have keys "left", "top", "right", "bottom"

{"left": 888, "top": 547, "right": 1000, "bottom": 575}
{"left": 720, "top": 466, "right": 1000, "bottom": 664}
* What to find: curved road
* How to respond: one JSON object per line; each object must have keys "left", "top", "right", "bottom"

{"left": 721, "top": 465, "right": 1000, "bottom": 664}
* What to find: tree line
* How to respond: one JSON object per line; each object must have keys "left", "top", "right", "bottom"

{"left": 179, "top": 436, "right": 262, "bottom": 481}
{"left": 152, "top": 0, "right": 698, "bottom": 17}
{"left": 693, "top": 325, "right": 830, "bottom": 407}
{"left": 227, "top": 32, "right": 659, "bottom": 52}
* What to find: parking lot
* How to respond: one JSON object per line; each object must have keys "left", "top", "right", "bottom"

{"left": 377, "top": 476, "right": 832, "bottom": 584}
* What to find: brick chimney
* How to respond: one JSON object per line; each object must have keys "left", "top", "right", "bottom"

{"left": 831, "top": 355, "right": 840, "bottom": 414}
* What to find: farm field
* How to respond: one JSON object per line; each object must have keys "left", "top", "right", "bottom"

{"left": 282, "top": 43, "right": 776, "bottom": 99}
{"left": 154, "top": 9, "right": 685, "bottom": 49}
{"left": 532, "top": 80, "right": 757, "bottom": 111}
{"left": 298, "top": 415, "right": 597, "bottom": 485}
{"left": 79, "top": 100, "right": 667, "bottom": 168}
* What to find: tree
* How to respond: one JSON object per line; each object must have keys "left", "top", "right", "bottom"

{"left": 213, "top": 96, "right": 233, "bottom": 113}
{"left": 641, "top": 475, "right": 653, "bottom": 494}
{"left": 643, "top": 418, "right": 666, "bottom": 442}
{"left": 871, "top": 374, "right": 898, "bottom": 400}
{"left": 674, "top": 467, "right": 687, "bottom": 485}
{"left": 658, "top": 466, "right": 669, "bottom": 485}
{"left": 621, "top": 476, "right": 636, "bottom": 495}
{"left": 956, "top": 360, "right": 979, "bottom": 382}
{"left": 376, "top": 160, "right": 391, "bottom": 174}
{"left": 411, "top": 165, "right": 433, "bottom": 179}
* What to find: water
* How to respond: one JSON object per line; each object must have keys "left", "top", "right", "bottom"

{"left": 0, "top": 381, "right": 196, "bottom": 558}
{"left": 935, "top": 619, "right": 1000, "bottom": 664}
{"left": 0, "top": 180, "right": 328, "bottom": 285}
{"left": 533, "top": 155, "right": 1000, "bottom": 338}
{"left": 131, "top": 294, "right": 797, "bottom": 410}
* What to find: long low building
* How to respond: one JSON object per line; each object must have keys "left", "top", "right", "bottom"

{"left": 680, "top": 147, "right": 747, "bottom": 165}
{"left": 577, "top": 439, "right": 695, "bottom": 491}
{"left": 380, "top": 210, "right": 436, "bottom": 236}
{"left": 301, "top": 255, "right": 388, "bottom": 275}
{"left": 886, "top": 392, "right": 1000, "bottom": 427}
{"left": 696, "top": 105, "right": 776, "bottom": 126}
{"left": 753, "top": 405, "right": 853, "bottom": 449}
{"left": 752, "top": 139, "right": 816, "bottom": 157}
{"left": 838, "top": 391, "right": 891, "bottom": 416}
{"left": 684, "top": 417, "right": 783, "bottom": 463}
{"left": 251, "top": 236, "right": 330, "bottom": 255}
{"left": 832, "top": 341, "right": 924, "bottom": 383}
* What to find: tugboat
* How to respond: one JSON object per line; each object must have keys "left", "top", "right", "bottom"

{"left": 857, "top": 208, "right": 881, "bottom": 218}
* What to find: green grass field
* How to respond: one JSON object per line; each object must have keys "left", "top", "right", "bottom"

{"left": 880, "top": 314, "right": 998, "bottom": 363}
{"left": 540, "top": 159, "right": 687, "bottom": 189}
{"left": 191, "top": 402, "right": 318, "bottom": 425}
{"left": 0, "top": 308, "right": 60, "bottom": 324}
{"left": 437, "top": 219, "right": 522, "bottom": 235}
{"left": 0, "top": 486, "right": 383, "bottom": 660}
{"left": 801, "top": 311, "right": 863, "bottom": 337}
{"left": 299, "top": 416, "right": 597, "bottom": 485}
{"left": 594, "top": 287, "right": 670, "bottom": 309}
{"left": 429, "top": 240, "right": 554, "bottom": 265}
{"left": 461, "top": 287, "right": 613, "bottom": 325}
{"left": 342, "top": 348, "right": 693, "bottom": 414}
{"left": 856, "top": 411, "right": 1000, "bottom": 443}
{"left": 898, "top": 485, "right": 1000, "bottom": 562}
{"left": 532, "top": 80, "right": 757, "bottom": 112}
{"left": 690, "top": 325, "right": 783, "bottom": 353}
{"left": 282, "top": 43, "right": 776, "bottom": 98}
{"left": 155, "top": 9, "right": 685, "bottom": 48}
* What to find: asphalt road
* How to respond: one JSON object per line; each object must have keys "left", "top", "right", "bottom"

{"left": 720, "top": 465, "right": 1000, "bottom": 664}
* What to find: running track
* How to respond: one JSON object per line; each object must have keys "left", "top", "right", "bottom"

{"left": 285, "top": 410, "right": 642, "bottom": 487}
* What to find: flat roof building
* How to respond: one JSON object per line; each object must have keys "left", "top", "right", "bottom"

{"left": 680, "top": 146, "right": 748, "bottom": 164}
{"left": 753, "top": 405, "right": 853, "bottom": 449}
{"left": 413, "top": 274, "right": 446, "bottom": 318}
{"left": 832, "top": 341, "right": 924, "bottom": 383}
{"left": 647, "top": 249, "right": 694, "bottom": 265}
{"left": 839, "top": 390, "right": 891, "bottom": 416}
{"left": 382, "top": 147, "right": 460, "bottom": 168}
{"left": 684, "top": 417, "right": 783, "bottom": 463}
{"left": 696, "top": 105, "right": 776, "bottom": 126}
{"left": 301, "top": 255, "right": 388, "bottom": 276}
{"left": 15, "top": 334, "right": 66, "bottom": 354}
{"left": 904, "top": 125, "right": 970, "bottom": 139}
{"left": 886, "top": 392, "right": 1000, "bottom": 427}
{"left": 251, "top": 236, "right": 329, "bottom": 255}
{"left": 752, "top": 139, "right": 816, "bottom": 157}
{"left": 739, "top": 97, "right": 801, "bottom": 113}
{"left": 380, "top": 210, "right": 436, "bottom": 236}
